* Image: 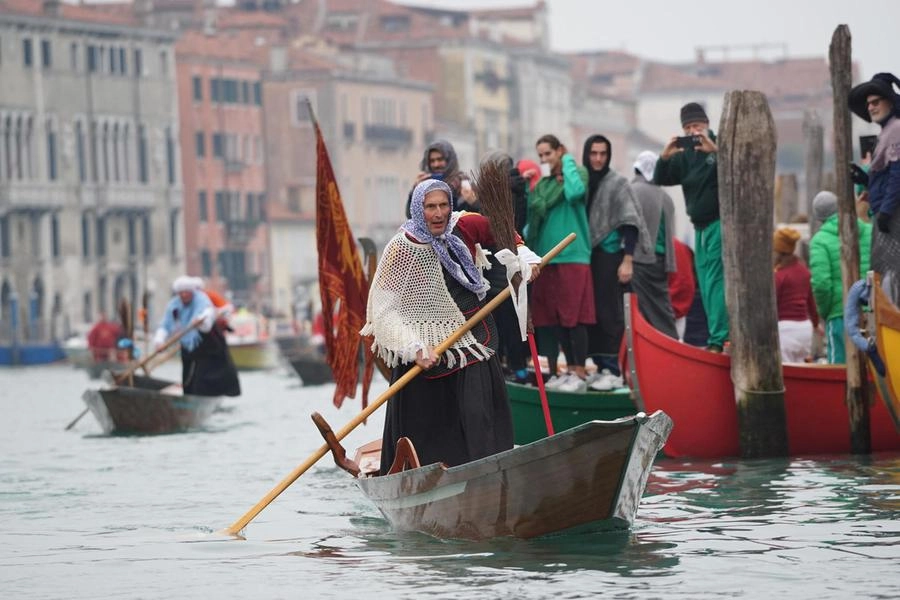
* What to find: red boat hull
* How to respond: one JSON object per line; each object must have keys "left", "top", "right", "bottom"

{"left": 628, "top": 295, "right": 900, "bottom": 458}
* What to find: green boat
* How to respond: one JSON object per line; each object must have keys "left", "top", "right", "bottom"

{"left": 506, "top": 380, "right": 638, "bottom": 445}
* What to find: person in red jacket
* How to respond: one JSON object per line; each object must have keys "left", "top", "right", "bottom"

{"left": 668, "top": 238, "right": 696, "bottom": 341}
{"left": 86, "top": 312, "right": 123, "bottom": 362}
{"left": 773, "top": 227, "right": 819, "bottom": 362}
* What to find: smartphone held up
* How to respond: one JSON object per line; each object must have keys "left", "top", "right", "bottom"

{"left": 675, "top": 135, "right": 702, "bottom": 150}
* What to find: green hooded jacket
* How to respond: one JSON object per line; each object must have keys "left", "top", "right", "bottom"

{"left": 809, "top": 214, "right": 873, "bottom": 320}
{"left": 525, "top": 154, "right": 591, "bottom": 264}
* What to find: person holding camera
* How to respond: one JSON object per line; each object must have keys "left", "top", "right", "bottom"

{"left": 848, "top": 72, "right": 900, "bottom": 304}
{"left": 653, "top": 102, "right": 728, "bottom": 353}
{"left": 405, "top": 140, "right": 479, "bottom": 218}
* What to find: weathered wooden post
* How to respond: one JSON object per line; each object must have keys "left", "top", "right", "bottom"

{"left": 718, "top": 90, "right": 788, "bottom": 458}
{"left": 803, "top": 110, "right": 824, "bottom": 233}
{"left": 774, "top": 173, "right": 799, "bottom": 223}
{"left": 829, "top": 24, "right": 870, "bottom": 453}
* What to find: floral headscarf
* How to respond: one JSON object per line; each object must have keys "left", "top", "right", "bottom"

{"left": 401, "top": 179, "right": 489, "bottom": 299}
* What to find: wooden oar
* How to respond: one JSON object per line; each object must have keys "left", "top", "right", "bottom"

{"left": 222, "top": 232, "right": 576, "bottom": 536}
{"left": 64, "top": 318, "right": 203, "bottom": 431}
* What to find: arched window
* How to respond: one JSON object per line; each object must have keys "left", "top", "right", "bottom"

{"left": 24, "top": 116, "right": 34, "bottom": 179}
{"left": 14, "top": 115, "right": 24, "bottom": 180}
{"left": 46, "top": 117, "right": 57, "bottom": 181}
{"left": 101, "top": 121, "right": 110, "bottom": 182}
{"left": 112, "top": 122, "right": 120, "bottom": 182}
{"left": 75, "top": 120, "right": 86, "bottom": 182}
{"left": 122, "top": 123, "right": 130, "bottom": 182}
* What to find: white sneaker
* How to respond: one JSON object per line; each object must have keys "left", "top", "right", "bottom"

{"left": 557, "top": 373, "right": 587, "bottom": 393}
{"left": 544, "top": 374, "right": 566, "bottom": 389}
{"left": 589, "top": 369, "right": 621, "bottom": 392}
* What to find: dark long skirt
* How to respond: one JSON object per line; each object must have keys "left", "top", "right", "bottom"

{"left": 182, "top": 328, "right": 241, "bottom": 397}
{"left": 632, "top": 255, "right": 678, "bottom": 339}
{"left": 379, "top": 355, "right": 513, "bottom": 475}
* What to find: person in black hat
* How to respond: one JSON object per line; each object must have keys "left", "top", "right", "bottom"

{"left": 652, "top": 102, "right": 728, "bottom": 353}
{"left": 849, "top": 72, "right": 900, "bottom": 303}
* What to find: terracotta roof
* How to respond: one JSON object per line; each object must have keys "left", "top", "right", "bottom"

{"left": 468, "top": 2, "right": 543, "bottom": 20}
{"left": 216, "top": 7, "right": 291, "bottom": 31}
{"left": 0, "top": 0, "right": 139, "bottom": 26}
{"left": 639, "top": 61, "right": 726, "bottom": 94}
{"left": 279, "top": 0, "right": 472, "bottom": 46}
{"left": 175, "top": 28, "right": 273, "bottom": 65}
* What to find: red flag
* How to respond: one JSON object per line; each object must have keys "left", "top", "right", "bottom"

{"left": 314, "top": 120, "right": 374, "bottom": 409}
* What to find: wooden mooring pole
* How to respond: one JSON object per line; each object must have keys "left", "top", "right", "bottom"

{"left": 829, "top": 24, "right": 870, "bottom": 454}
{"left": 774, "top": 173, "right": 799, "bottom": 224}
{"left": 718, "top": 90, "right": 788, "bottom": 458}
{"left": 803, "top": 110, "right": 824, "bottom": 233}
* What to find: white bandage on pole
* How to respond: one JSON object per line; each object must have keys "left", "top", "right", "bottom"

{"left": 493, "top": 248, "right": 532, "bottom": 341}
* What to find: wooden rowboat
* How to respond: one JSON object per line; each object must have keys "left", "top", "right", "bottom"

{"left": 625, "top": 294, "right": 900, "bottom": 458}
{"left": 82, "top": 374, "right": 223, "bottom": 435}
{"left": 288, "top": 352, "right": 333, "bottom": 386}
{"left": 227, "top": 340, "right": 278, "bottom": 370}
{"left": 319, "top": 411, "right": 672, "bottom": 541}
{"left": 506, "top": 379, "right": 636, "bottom": 445}
{"left": 870, "top": 276, "right": 900, "bottom": 431}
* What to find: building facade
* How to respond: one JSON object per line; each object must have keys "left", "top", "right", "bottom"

{"left": 175, "top": 29, "right": 271, "bottom": 312}
{"left": 0, "top": 0, "right": 184, "bottom": 344}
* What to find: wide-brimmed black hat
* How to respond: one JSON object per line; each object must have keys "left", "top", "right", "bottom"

{"left": 848, "top": 72, "right": 900, "bottom": 122}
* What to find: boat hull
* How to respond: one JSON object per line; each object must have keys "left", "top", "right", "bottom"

{"left": 228, "top": 341, "right": 277, "bottom": 370}
{"left": 355, "top": 411, "right": 672, "bottom": 541}
{"left": 871, "top": 280, "right": 900, "bottom": 430}
{"left": 82, "top": 375, "right": 223, "bottom": 435}
{"left": 288, "top": 353, "right": 333, "bottom": 386}
{"left": 627, "top": 295, "right": 900, "bottom": 457}
{"left": 506, "top": 380, "right": 636, "bottom": 445}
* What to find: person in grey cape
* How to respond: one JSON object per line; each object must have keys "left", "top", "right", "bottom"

{"left": 582, "top": 134, "right": 651, "bottom": 388}
{"left": 629, "top": 151, "right": 678, "bottom": 339}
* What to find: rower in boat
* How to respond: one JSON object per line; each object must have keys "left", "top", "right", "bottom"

{"left": 152, "top": 276, "right": 241, "bottom": 397}
{"left": 360, "top": 179, "right": 541, "bottom": 474}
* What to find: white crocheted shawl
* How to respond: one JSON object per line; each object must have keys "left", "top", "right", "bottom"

{"left": 360, "top": 228, "right": 493, "bottom": 369}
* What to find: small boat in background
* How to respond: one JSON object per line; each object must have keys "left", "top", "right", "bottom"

{"left": 626, "top": 294, "right": 900, "bottom": 458}
{"left": 506, "top": 379, "right": 636, "bottom": 445}
{"left": 288, "top": 351, "right": 333, "bottom": 386}
{"left": 82, "top": 374, "right": 222, "bottom": 435}
{"left": 344, "top": 411, "right": 672, "bottom": 541}
{"left": 226, "top": 309, "right": 277, "bottom": 370}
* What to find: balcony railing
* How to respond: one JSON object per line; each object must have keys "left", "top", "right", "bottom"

{"left": 0, "top": 182, "right": 66, "bottom": 213}
{"left": 364, "top": 124, "right": 413, "bottom": 148}
{"left": 224, "top": 159, "right": 246, "bottom": 173}
{"left": 224, "top": 218, "right": 261, "bottom": 246}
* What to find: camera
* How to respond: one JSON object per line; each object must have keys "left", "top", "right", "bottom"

{"left": 675, "top": 135, "right": 701, "bottom": 150}
{"left": 429, "top": 172, "right": 445, "bottom": 181}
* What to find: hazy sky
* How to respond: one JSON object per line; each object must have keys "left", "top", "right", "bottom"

{"left": 399, "top": 0, "right": 898, "bottom": 80}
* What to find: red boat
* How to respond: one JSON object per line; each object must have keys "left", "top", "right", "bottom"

{"left": 625, "top": 295, "right": 900, "bottom": 458}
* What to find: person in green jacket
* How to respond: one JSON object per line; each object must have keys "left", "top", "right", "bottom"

{"left": 653, "top": 102, "right": 728, "bottom": 353}
{"left": 809, "top": 191, "right": 873, "bottom": 363}
{"left": 526, "top": 134, "right": 594, "bottom": 391}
